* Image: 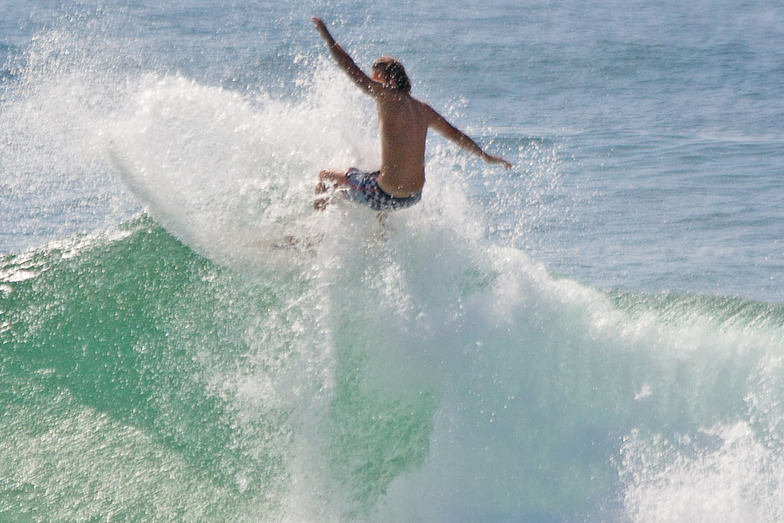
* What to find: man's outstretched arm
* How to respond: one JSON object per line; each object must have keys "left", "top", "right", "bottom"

{"left": 312, "top": 17, "right": 383, "bottom": 96}
{"left": 427, "top": 105, "right": 513, "bottom": 169}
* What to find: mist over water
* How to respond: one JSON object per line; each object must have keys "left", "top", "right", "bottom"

{"left": 2, "top": 1, "right": 784, "bottom": 521}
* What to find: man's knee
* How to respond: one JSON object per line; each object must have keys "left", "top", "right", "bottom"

{"left": 320, "top": 169, "right": 349, "bottom": 182}
{"left": 316, "top": 169, "right": 348, "bottom": 193}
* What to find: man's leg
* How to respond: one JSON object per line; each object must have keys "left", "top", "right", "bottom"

{"left": 314, "top": 168, "right": 349, "bottom": 210}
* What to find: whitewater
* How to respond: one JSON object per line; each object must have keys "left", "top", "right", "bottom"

{"left": 2, "top": 1, "right": 784, "bottom": 521}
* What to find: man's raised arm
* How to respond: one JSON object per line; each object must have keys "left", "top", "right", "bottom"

{"left": 312, "top": 17, "right": 380, "bottom": 95}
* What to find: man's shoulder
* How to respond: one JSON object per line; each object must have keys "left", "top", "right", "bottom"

{"left": 413, "top": 98, "right": 438, "bottom": 122}
{"left": 391, "top": 94, "right": 433, "bottom": 113}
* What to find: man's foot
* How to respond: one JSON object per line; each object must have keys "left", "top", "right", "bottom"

{"left": 313, "top": 195, "right": 330, "bottom": 211}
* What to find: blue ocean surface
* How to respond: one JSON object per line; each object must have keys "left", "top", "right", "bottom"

{"left": 2, "top": 1, "right": 784, "bottom": 521}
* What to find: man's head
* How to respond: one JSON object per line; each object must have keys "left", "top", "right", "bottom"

{"left": 372, "top": 57, "right": 411, "bottom": 93}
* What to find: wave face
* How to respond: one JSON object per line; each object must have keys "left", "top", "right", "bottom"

{"left": 3, "top": 207, "right": 784, "bottom": 521}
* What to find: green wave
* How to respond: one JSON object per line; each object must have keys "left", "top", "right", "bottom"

{"left": 0, "top": 217, "right": 293, "bottom": 520}
{"left": 3, "top": 217, "right": 784, "bottom": 520}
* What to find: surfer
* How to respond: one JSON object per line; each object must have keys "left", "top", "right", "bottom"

{"left": 312, "top": 16, "right": 512, "bottom": 211}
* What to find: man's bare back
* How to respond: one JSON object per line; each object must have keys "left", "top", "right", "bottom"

{"left": 376, "top": 92, "right": 430, "bottom": 197}
{"left": 312, "top": 17, "right": 512, "bottom": 209}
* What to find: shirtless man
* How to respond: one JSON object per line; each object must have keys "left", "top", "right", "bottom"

{"left": 312, "top": 17, "right": 512, "bottom": 211}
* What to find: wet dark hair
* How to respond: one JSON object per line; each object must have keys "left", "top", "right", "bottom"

{"left": 372, "top": 57, "right": 411, "bottom": 93}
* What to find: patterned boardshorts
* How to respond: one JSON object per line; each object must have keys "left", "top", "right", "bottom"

{"left": 343, "top": 168, "right": 422, "bottom": 211}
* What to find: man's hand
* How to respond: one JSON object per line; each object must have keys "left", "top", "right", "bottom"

{"left": 485, "top": 153, "right": 513, "bottom": 170}
{"left": 311, "top": 17, "right": 334, "bottom": 45}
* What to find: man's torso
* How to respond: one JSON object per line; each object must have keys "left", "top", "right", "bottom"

{"left": 375, "top": 94, "right": 432, "bottom": 197}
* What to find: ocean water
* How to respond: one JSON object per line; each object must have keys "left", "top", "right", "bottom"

{"left": 2, "top": 1, "right": 784, "bottom": 521}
